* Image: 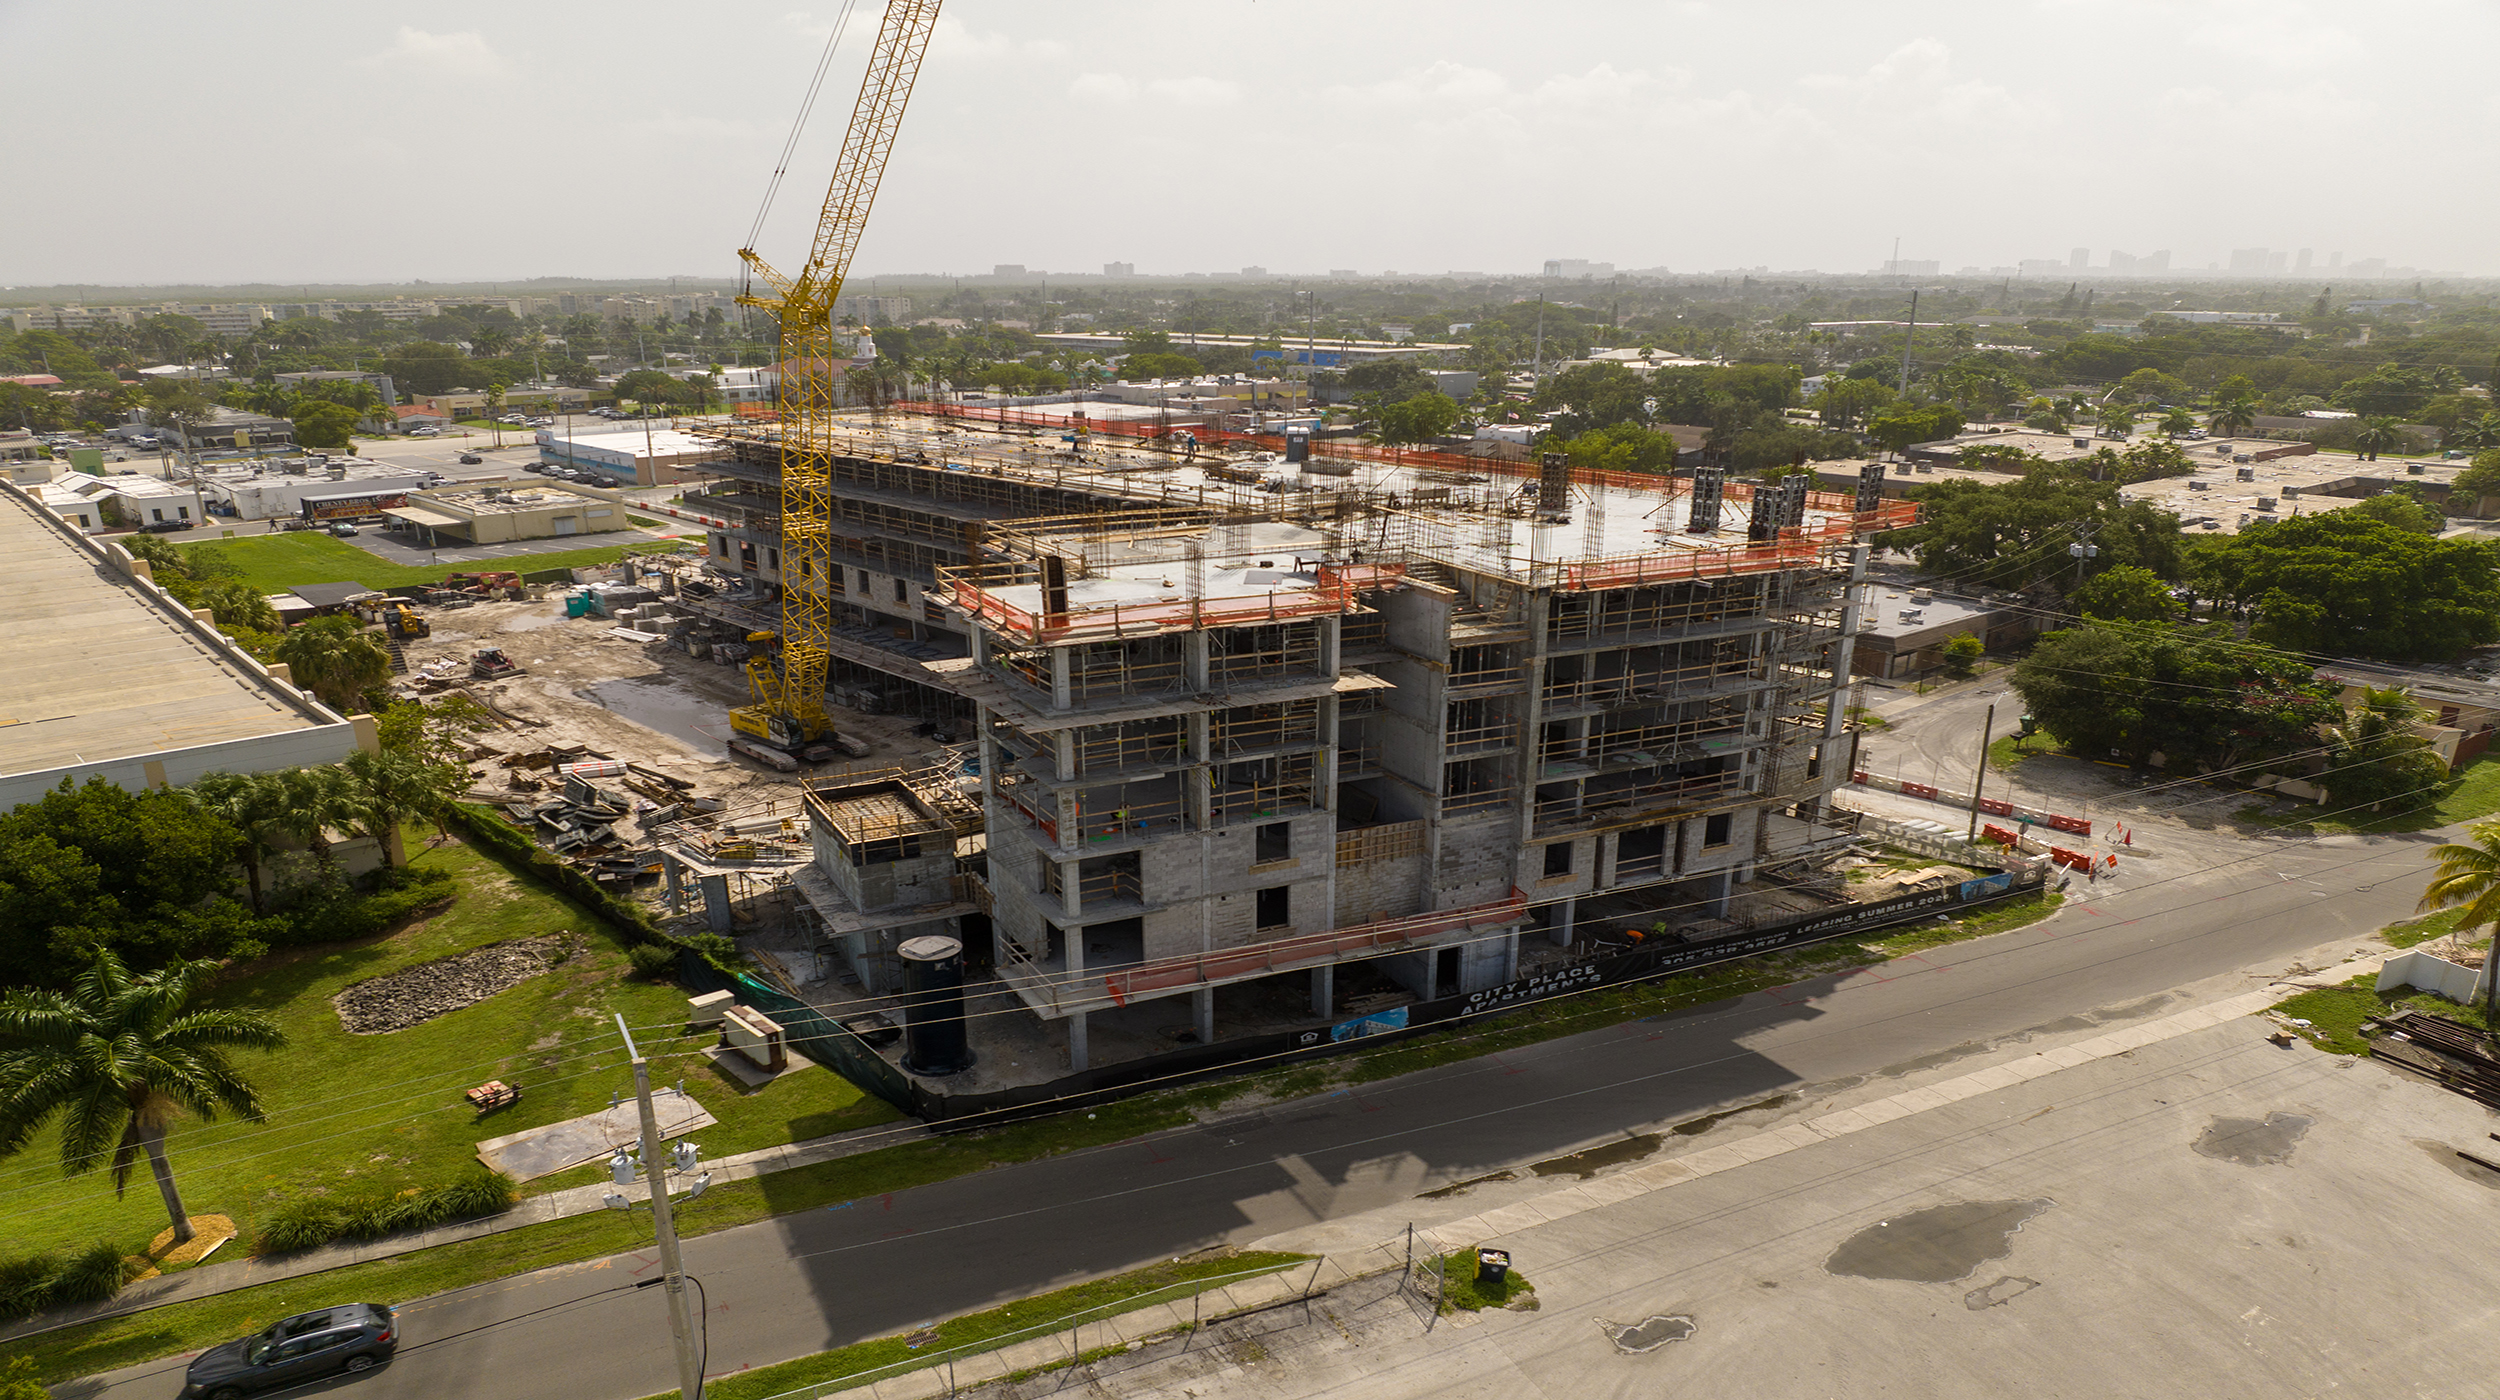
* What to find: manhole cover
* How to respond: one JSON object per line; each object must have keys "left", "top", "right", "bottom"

{"left": 1597, "top": 1314, "right": 1695, "bottom": 1353}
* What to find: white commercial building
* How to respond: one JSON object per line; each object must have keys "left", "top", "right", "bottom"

{"left": 197, "top": 459, "right": 433, "bottom": 521}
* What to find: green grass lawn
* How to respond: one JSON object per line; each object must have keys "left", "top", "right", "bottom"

{"left": 178, "top": 533, "right": 682, "bottom": 592}
{"left": 1989, "top": 727, "right": 2059, "bottom": 772}
{"left": 0, "top": 835, "right": 897, "bottom": 1269}
{"left": 2239, "top": 755, "right": 2500, "bottom": 835}
{"left": 2271, "top": 972, "right": 2496, "bottom": 1056}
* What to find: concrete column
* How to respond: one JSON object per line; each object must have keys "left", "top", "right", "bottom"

{"left": 1193, "top": 986, "right": 1215, "bottom": 1044}
{"left": 1703, "top": 868, "right": 1732, "bottom": 918}
{"left": 1054, "top": 730, "right": 1076, "bottom": 783}
{"left": 1310, "top": 963, "right": 1335, "bottom": 1017}
{"left": 698, "top": 873, "right": 732, "bottom": 933}
{"left": 1060, "top": 858, "right": 1082, "bottom": 922}
{"left": 1050, "top": 645, "right": 1073, "bottom": 711}
{"left": 1068, "top": 1010, "right": 1090, "bottom": 1072}
{"left": 663, "top": 853, "right": 685, "bottom": 915}
{"left": 1182, "top": 630, "right": 1210, "bottom": 690}
{"left": 1551, "top": 894, "right": 1576, "bottom": 947}
{"left": 1502, "top": 929, "right": 1520, "bottom": 982}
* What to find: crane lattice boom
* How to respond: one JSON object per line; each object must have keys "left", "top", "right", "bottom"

{"left": 732, "top": 0, "right": 941, "bottom": 751}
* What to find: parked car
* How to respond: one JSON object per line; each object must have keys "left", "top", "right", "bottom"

{"left": 180, "top": 1303, "right": 397, "bottom": 1399}
{"left": 130, "top": 435, "right": 160, "bottom": 449}
{"left": 458, "top": 452, "right": 483, "bottom": 464}
{"left": 140, "top": 518, "right": 193, "bottom": 533}
{"left": 408, "top": 426, "right": 440, "bottom": 437}
{"left": 522, "top": 462, "right": 547, "bottom": 473}
{"left": 328, "top": 522, "right": 359, "bottom": 537}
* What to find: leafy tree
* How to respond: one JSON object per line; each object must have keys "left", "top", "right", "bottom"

{"left": 1729, "top": 417, "right": 1846, "bottom": 474}
{"left": 273, "top": 616, "right": 390, "bottom": 713}
{"left": 2346, "top": 490, "right": 2442, "bottom": 535}
{"left": 1885, "top": 472, "right": 2184, "bottom": 591}
{"left": 378, "top": 341, "right": 467, "bottom": 397}
{"left": 151, "top": 387, "right": 221, "bottom": 445}
{"left": 2094, "top": 404, "right": 2138, "bottom": 438}
{"left": 1939, "top": 633, "right": 1984, "bottom": 678}
{"left": 2073, "top": 564, "right": 2184, "bottom": 622}
{"left": 2116, "top": 367, "right": 2189, "bottom": 403}
{"left": 1553, "top": 422, "right": 1683, "bottom": 474}
{"left": 2449, "top": 447, "right": 2500, "bottom": 515}
{"left": 1120, "top": 352, "right": 1204, "bottom": 381}
{"left": 2159, "top": 406, "right": 2198, "bottom": 437}
{"left": 272, "top": 763, "right": 367, "bottom": 874}
{"left": 1, "top": 1355, "right": 48, "bottom": 1400}
{"left": 1866, "top": 403, "right": 1964, "bottom": 455}
{"left": 1815, "top": 376, "right": 1893, "bottom": 429}
{"left": 2190, "top": 509, "right": 2500, "bottom": 661}
{"left": 2318, "top": 686, "right": 2449, "bottom": 813}
{"left": 1375, "top": 390, "right": 1460, "bottom": 447}
{"left": 2421, "top": 821, "right": 2500, "bottom": 1027}
{"left": 1344, "top": 361, "right": 1432, "bottom": 399}
{"left": 289, "top": 400, "right": 357, "bottom": 450}
{"left": 2448, "top": 413, "right": 2500, "bottom": 452}
{"left": 0, "top": 951, "right": 284, "bottom": 1243}
{"left": 2333, "top": 362, "right": 2438, "bottom": 417}
{"left": 2010, "top": 622, "right": 2337, "bottom": 770}
{"left": 0, "top": 778, "right": 277, "bottom": 988}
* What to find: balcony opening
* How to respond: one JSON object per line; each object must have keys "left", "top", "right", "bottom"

{"left": 1618, "top": 825, "right": 1667, "bottom": 879}
{"left": 1704, "top": 812, "right": 1733, "bottom": 848}
{"left": 1543, "top": 842, "right": 1573, "bottom": 878}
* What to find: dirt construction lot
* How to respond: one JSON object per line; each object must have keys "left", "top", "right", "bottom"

{"left": 394, "top": 597, "right": 954, "bottom": 815}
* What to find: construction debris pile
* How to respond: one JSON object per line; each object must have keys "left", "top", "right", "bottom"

{"left": 2363, "top": 1008, "right": 2500, "bottom": 1110}
{"left": 480, "top": 743, "right": 725, "bottom": 883}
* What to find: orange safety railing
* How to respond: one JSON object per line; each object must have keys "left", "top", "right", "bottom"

{"left": 1100, "top": 888, "right": 1528, "bottom": 1005}
{"left": 941, "top": 559, "right": 1380, "bottom": 645}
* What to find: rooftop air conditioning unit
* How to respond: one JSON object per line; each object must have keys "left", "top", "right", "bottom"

{"left": 2257, "top": 496, "right": 2277, "bottom": 511}
{"left": 2188, "top": 479, "right": 2209, "bottom": 491}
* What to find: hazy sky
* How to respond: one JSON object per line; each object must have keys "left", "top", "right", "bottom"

{"left": 4, "top": 0, "right": 2490, "bottom": 287}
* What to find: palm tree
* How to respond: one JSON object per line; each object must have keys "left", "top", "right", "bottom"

{"left": 2353, "top": 414, "right": 2406, "bottom": 461}
{"left": 273, "top": 616, "right": 390, "bottom": 714}
{"left": 343, "top": 749, "right": 457, "bottom": 868}
{"left": 2160, "top": 406, "right": 2198, "bottom": 437}
{"left": 189, "top": 771, "right": 291, "bottom": 914}
{"left": 0, "top": 953, "right": 284, "bottom": 1243}
{"left": 272, "top": 765, "right": 368, "bottom": 874}
{"left": 2420, "top": 819, "right": 2500, "bottom": 1029}
{"left": 2096, "top": 404, "right": 2136, "bottom": 440}
{"left": 2207, "top": 392, "right": 2259, "bottom": 438}
{"left": 2447, "top": 413, "right": 2500, "bottom": 452}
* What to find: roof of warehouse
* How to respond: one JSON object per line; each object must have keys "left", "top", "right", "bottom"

{"left": 0, "top": 485, "right": 332, "bottom": 778}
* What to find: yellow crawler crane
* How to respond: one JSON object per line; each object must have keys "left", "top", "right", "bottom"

{"left": 732, "top": 0, "right": 942, "bottom": 752}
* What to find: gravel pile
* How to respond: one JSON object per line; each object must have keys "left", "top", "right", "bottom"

{"left": 334, "top": 935, "right": 569, "bottom": 1035}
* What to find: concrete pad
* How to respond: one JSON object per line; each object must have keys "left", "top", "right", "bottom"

{"left": 1619, "top": 1159, "right": 1697, "bottom": 1189}
{"left": 474, "top": 1088, "right": 714, "bottom": 1181}
{"left": 1849, "top": 1095, "right": 1919, "bottom": 1127}
{"left": 1575, "top": 1174, "right": 1655, "bottom": 1206}
{"left": 1999, "top": 1056, "right": 2061, "bottom": 1081}
{"left": 1471, "top": 1204, "right": 1558, "bottom": 1236}
{"left": 1964, "top": 1064, "right": 2027, "bottom": 1092}
{"left": 1888, "top": 1085, "right": 1955, "bottom": 1113}
{"left": 2042, "top": 1044, "right": 2098, "bottom": 1068}
{"left": 1676, "top": 1143, "right": 1757, "bottom": 1175}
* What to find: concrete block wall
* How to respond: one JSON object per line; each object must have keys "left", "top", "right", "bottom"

{"left": 1334, "top": 848, "right": 1426, "bottom": 928}
{"left": 1433, "top": 814, "right": 1520, "bottom": 909}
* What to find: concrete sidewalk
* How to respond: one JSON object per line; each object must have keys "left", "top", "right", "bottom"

{"left": 0, "top": 1118, "right": 927, "bottom": 1342}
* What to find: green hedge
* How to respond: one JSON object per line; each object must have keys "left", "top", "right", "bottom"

{"left": 252, "top": 1167, "right": 518, "bottom": 1257}
{"left": 442, "top": 803, "right": 669, "bottom": 945}
{"left": 270, "top": 866, "right": 458, "bottom": 948}
{"left": 0, "top": 1241, "right": 141, "bottom": 1322}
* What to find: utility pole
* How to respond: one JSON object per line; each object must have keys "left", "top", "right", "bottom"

{"left": 1897, "top": 290, "right": 1919, "bottom": 399}
{"left": 616, "top": 1014, "right": 704, "bottom": 1400}
{"left": 1967, "top": 702, "right": 1997, "bottom": 840}
{"left": 2068, "top": 522, "right": 2100, "bottom": 597}
{"left": 1532, "top": 295, "right": 1547, "bottom": 387}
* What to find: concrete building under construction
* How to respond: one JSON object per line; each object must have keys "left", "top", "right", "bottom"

{"left": 674, "top": 407, "right": 1912, "bottom": 1071}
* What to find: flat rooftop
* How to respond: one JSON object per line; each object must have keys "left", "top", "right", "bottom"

{"left": 421, "top": 484, "right": 607, "bottom": 514}
{"left": 542, "top": 428, "right": 720, "bottom": 460}
{"left": 0, "top": 485, "right": 333, "bottom": 778}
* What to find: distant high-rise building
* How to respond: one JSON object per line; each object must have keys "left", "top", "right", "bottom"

{"left": 2268, "top": 251, "right": 2288, "bottom": 273}
{"left": 2071, "top": 247, "right": 2090, "bottom": 269}
{"left": 1240, "top": 265, "right": 1267, "bottom": 277}
{"left": 1542, "top": 259, "right": 1613, "bottom": 279}
{"left": 2330, "top": 251, "right": 2344, "bottom": 270}
{"left": 2295, "top": 248, "right": 2314, "bottom": 272}
{"left": 2229, "top": 247, "right": 2271, "bottom": 274}
{"left": 1879, "top": 259, "right": 1940, "bottom": 276}
{"left": 1103, "top": 262, "right": 1134, "bottom": 278}
{"left": 1329, "top": 269, "right": 1358, "bottom": 279}
{"left": 993, "top": 264, "right": 1029, "bottom": 277}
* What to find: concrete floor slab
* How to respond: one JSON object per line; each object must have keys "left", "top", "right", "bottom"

{"left": 474, "top": 1088, "right": 714, "bottom": 1180}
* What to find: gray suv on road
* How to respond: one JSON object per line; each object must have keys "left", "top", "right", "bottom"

{"left": 179, "top": 1303, "right": 398, "bottom": 1398}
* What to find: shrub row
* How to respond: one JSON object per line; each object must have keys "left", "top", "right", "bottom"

{"left": 251, "top": 1167, "right": 518, "bottom": 1257}
{"left": 271, "top": 866, "right": 459, "bottom": 948}
{"left": 444, "top": 803, "right": 670, "bottom": 945}
{"left": 0, "top": 1241, "right": 141, "bottom": 1322}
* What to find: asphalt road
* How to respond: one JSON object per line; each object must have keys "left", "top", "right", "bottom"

{"left": 60, "top": 797, "right": 2439, "bottom": 1400}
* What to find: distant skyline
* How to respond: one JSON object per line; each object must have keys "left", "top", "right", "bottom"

{"left": 4, "top": 0, "right": 2492, "bottom": 285}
